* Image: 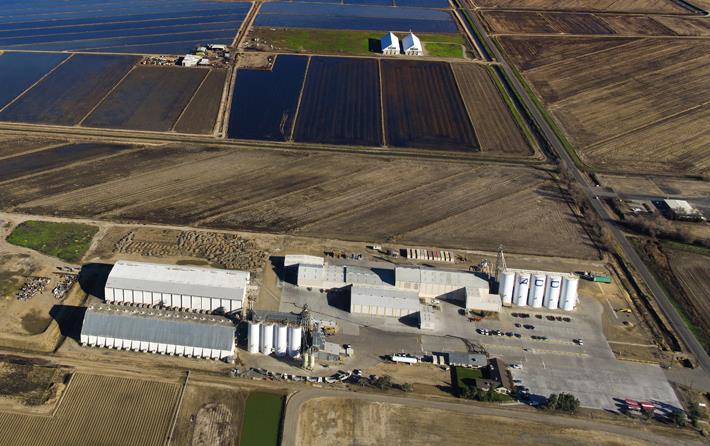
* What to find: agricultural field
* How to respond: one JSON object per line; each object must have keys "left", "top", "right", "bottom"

{"left": 174, "top": 68, "right": 228, "bottom": 134}
{"left": 0, "top": 143, "right": 597, "bottom": 258}
{"left": 451, "top": 64, "right": 530, "bottom": 154}
{"left": 0, "top": 0, "right": 250, "bottom": 55}
{"left": 228, "top": 55, "right": 308, "bottom": 141}
{"left": 0, "top": 373, "right": 180, "bottom": 446}
{"left": 171, "top": 383, "right": 248, "bottom": 446}
{"left": 0, "top": 136, "right": 65, "bottom": 159}
{"left": 498, "top": 36, "right": 710, "bottom": 175}
{"left": 471, "top": 0, "right": 693, "bottom": 14}
{"left": 240, "top": 392, "right": 283, "bottom": 446}
{"left": 7, "top": 220, "right": 98, "bottom": 263}
{"left": 297, "top": 397, "right": 660, "bottom": 446}
{"left": 0, "top": 53, "right": 68, "bottom": 109}
{"left": 83, "top": 66, "right": 209, "bottom": 132}
{"left": 294, "top": 57, "right": 382, "bottom": 146}
{"left": 254, "top": 2, "right": 458, "bottom": 33}
{"left": 247, "top": 28, "right": 469, "bottom": 58}
{"left": 0, "top": 362, "right": 69, "bottom": 409}
{"left": 0, "top": 54, "right": 140, "bottom": 126}
{"left": 381, "top": 60, "right": 478, "bottom": 150}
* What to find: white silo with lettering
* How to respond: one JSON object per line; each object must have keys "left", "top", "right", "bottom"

{"left": 529, "top": 273, "right": 546, "bottom": 308}
{"left": 560, "top": 276, "right": 579, "bottom": 311}
{"left": 498, "top": 270, "right": 515, "bottom": 306}
{"left": 513, "top": 272, "right": 530, "bottom": 306}
{"left": 275, "top": 324, "right": 288, "bottom": 356}
{"left": 543, "top": 275, "right": 562, "bottom": 309}
{"left": 288, "top": 326, "right": 302, "bottom": 357}
{"left": 247, "top": 322, "right": 261, "bottom": 354}
{"left": 260, "top": 323, "right": 274, "bottom": 354}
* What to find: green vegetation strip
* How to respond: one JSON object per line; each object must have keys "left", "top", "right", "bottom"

{"left": 251, "top": 28, "right": 466, "bottom": 58}
{"left": 240, "top": 391, "right": 284, "bottom": 446}
{"left": 486, "top": 65, "right": 536, "bottom": 150}
{"left": 7, "top": 220, "right": 98, "bottom": 263}
{"left": 454, "top": 366, "right": 483, "bottom": 390}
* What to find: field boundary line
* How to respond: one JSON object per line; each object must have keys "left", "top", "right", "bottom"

{"left": 171, "top": 68, "right": 212, "bottom": 132}
{"left": 0, "top": 141, "right": 69, "bottom": 161}
{"left": 0, "top": 53, "right": 74, "bottom": 115}
{"left": 523, "top": 39, "right": 644, "bottom": 75}
{"left": 49, "top": 371, "right": 77, "bottom": 417}
{"left": 76, "top": 64, "right": 138, "bottom": 127}
{"left": 218, "top": 65, "right": 236, "bottom": 138}
{"left": 378, "top": 58, "right": 387, "bottom": 147}
{"left": 289, "top": 55, "right": 311, "bottom": 141}
{"left": 164, "top": 370, "right": 190, "bottom": 446}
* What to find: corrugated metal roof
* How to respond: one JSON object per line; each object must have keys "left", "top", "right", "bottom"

{"left": 402, "top": 32, "right": 421, "bottom": 51}
{"left": 81, "top": 305, "right": 234, "bottom": 351}
{"left": 396, "top": 265, "right": 487, "bottom": 288}
{"left": 345, "top": 266, "right": 392, "bottom": 287}
{"left": 252, "top": 310, "right": 301, "bottom": 324}
{"left": 381, "top": 32, "right": 399, "bottom": 49}
{"left": 106, "top": 260, "right": 249, "bottom": 300}
{"left": 284, "top": 255, "right": 324, "bottom": 267}
{"left": 351, "top": 285, "right": 420, "bottom": 310}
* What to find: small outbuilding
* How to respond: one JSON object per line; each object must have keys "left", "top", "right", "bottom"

{"left": 381, "top": 32, "right": 400, "bottom": 55}
{"left": 402, "top": 32, "right": 422, "bottom": 56}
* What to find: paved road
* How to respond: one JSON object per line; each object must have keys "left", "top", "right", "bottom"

{"left": 462, "top": 4, "right": 710, "bottom": 373}
{"left": 280, "top": 388, "right": 701, "bottom": 446}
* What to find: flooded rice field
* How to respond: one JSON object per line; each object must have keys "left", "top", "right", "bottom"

{"left": 83, "top": 66, "right": 208, "bottom": 132}
{"left": 0, "top": 53, "right": 140, "bottom": 125}
{"left": 228, "top": 55, "right": 308, "bottom": 141}
{"left": 0, "top": 52, "right": 68, "bottom": 108}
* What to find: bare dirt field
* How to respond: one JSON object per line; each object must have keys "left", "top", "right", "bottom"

{"left": 451, "top": 63, "right": 531, "bottom": 155}
{"left": 171, "top": 382, "right": 248, "bottom": 446}
{"left": 0, "top": 144, "right": 598, "bottom": 258}
{"left": 472, "top": 0, "right": 692, "bottom": 14}
{"left": 498, "top": 36, "right": 710, "bottom": 175}
{"left": 297, "top": 397, "right": 657, "bottom": 446}
{"left": 597, "top": 175, "right": 710, "bottom": 198}
{"left": 0, "top": 373, "right": 180, "bottom": 446}
{"left": 666, "top": 248, "right": 710, "bottom": 348}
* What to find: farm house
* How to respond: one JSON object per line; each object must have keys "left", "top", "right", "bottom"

{"left": 104, "top": 260, "right": 249, "bottom": 313}
{"left": 381, "top": 32, "right": 400, "bottom": 55}
{"left": 402, "top": 32, "right": 422, "bottom": 56}
{"left": 80, "top": 305, "right": 235, "bottom": 359}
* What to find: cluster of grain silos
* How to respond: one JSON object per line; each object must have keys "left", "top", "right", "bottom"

{"left": 246, "top": 321, "right": 302, "bottom": 357}
{"left": 498, "top": 269, "right": 578, "bottom": 311}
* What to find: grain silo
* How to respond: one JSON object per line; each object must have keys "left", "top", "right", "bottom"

{"left": 498, "top": 270, "right": 515, "bottom": 306}
{"left": 543, "top": 275, "right": 562, "bottom": 309}
{"left": 513, "top": 272, "right": 530, "bottom": 306}
{"left": 247, "top": 322, "right": 261, "bottom": 354}
{"left": 528, "top": 274, "right": 546, "bottom": 308}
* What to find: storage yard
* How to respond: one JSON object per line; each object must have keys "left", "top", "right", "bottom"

{"left": 0, "top": 144, "right": 596, "bottom": 258}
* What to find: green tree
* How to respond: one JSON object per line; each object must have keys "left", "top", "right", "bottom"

{"left": 673, "top": 411, "right": 688, "bottom": 428}
{"left": 374, "top": 375, "right": 393, "bottom": 390}
{"left": 401, "top": 382, "right": 413, "bottom": 392}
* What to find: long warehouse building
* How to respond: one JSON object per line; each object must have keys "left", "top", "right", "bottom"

{"left": 105, "top": 260, "right": 249, "bottom": 312}
{"left": 80, "top": 305, "right": 235, "bottom": 360}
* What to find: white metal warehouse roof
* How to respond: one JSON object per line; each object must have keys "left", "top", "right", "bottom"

{"left": 396, "top": 265, "right": 487, "bottom": 288}
{"left": 81, "top": 305, "right": 234, "bottom": 351}
{"left": 351, "top": 285, "right": 420, "bottom": 310}
{"left": 381, "top": 32, "right": 399, "bottom": 49}
{"left": 105, "top": 260, "right": 249, "bottom": 300}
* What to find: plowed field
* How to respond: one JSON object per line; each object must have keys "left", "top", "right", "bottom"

{"left": 451, "top": 64, "right": 529, "bottom": 154}
{"left": 472, "top": 0, "right": 691, "bottom": 14}
{"left": 0, "top": 373, "right": 180, "bottom": 446}
{"left": 0, "top": 144, "right": 597, "bottom": 258}
{"left": 498, "top": 36, "right": 710, "bottom": 174}
{"left": 381, "top": 60, "right": 478, "bottom": 151}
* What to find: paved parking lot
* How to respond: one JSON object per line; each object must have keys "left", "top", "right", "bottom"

{"left": 274, "top": 276, "right": 681, "bottom": 411}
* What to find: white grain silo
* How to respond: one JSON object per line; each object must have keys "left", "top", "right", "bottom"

{"left": 560, "top": 276, "right": 579, "bottom": 311}
{"left": 260, "top": 323, "right": 274, "bottom": 354}
{"left": 275, "top": 324, "right": 288, "bottom": 356}
{"left": 288, "top": 326, "right": 302, "bottom": 357}
{"left": 528, "top": 273, "right": 546, "bottom": 308}
{"left": 513, "top": 272, "right": 530, "bottom": 306}
{"left": 543, "top": 275, "right": 562, "bottom": 309}
{"left": 498, "top": 270, "right": 515, "bottom": 306}
{"left": 247, "top": 322, "right": 261, "bottom": 354}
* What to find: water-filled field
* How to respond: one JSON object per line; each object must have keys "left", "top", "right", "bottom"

{"left": 228, "top": 55, "right": 308, "bottom": 141}
{"left": 0, "top": 0, "right": 249, "bottom": 54}
{"left": 255, "top": 2, "right": 457, "bottom": 32}
{"left": 0, "top": 52, "right": 68, "bottom": 108}
{"left": 0, "top": 54, "right": 140, "bottom": 125}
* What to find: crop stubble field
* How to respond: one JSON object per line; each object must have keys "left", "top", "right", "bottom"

{"left": 0, "top": 142, "right": 597, "bottom": 258}
{"left": 0, "top": 373, "right": 180, "bottom": 446}
{"left": 297, "top": 397, "right": 651, "bottom": 445}
{"left": 666, "top": 248, "right": 710, "bottom": 346}
{"left": 472, "top": 0, "right": 692, "bottom": 14}
{"left": 498, "top": 35, "right": 710, "bottom": 174}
